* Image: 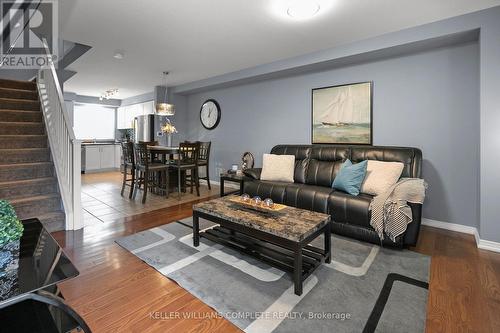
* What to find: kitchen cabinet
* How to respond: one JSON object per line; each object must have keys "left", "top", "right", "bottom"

{"left": 100, "top": 145, "right": 116, "bottom": 169}
{"left": 84, "top": 144, "right": 120, "bottom": 171}
{"left": 84, "top": 146, "right": 101, "bottom": 171}
{"left": 114, "top": 145, "right": 122, "bottom": 168}
{"left": 143, "top": 101, "right": 154, "bottom": 115}
{"left": 117, "top": 107, "right": 127, "bottom": 129}
{"left": 117, "top": 101, "right": 155, "bottom": 129}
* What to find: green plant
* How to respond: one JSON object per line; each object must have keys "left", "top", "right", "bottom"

{"left": 0, "top": 200, "right": 23, "bottom": 247}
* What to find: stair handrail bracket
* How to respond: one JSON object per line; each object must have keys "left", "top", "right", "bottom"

{"left": 37, "top": 38, "right": 83, "bottom": 230}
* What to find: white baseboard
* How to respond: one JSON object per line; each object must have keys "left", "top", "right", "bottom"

{"left": 422, "top": 218, "right": 478, "bottom": 236}
{"left": 422, "top": 218, "right": 500, "bottom": 253}
{"left": 477, "top": 239, "right": 500, "bottom": 253}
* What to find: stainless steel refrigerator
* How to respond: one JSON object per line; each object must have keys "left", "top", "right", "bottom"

{"left": 134, "top": 114, "right": 168, "bottom": 145}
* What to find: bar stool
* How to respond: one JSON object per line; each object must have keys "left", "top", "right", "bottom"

{"left": 133, "top": 142, "right": 170, "bottom": 203}
{"left": 170, "top": 142, "right": 200, "bottom": 199}
{"left": 139, "top": 140, "right": 161, "bottom": 163}
{"left": 120, "top": 141, "right": 136, "bottom": 199}
{"left": 197, "top": 141, "right": 211, "bottom": 190}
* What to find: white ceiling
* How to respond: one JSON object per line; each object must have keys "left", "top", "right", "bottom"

{"left": 61, "top": 0, "right": 500, "bottom": 98}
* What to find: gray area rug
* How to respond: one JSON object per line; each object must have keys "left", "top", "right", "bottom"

{"left": 116, "top": 217, "right": 430, "bottom": 332}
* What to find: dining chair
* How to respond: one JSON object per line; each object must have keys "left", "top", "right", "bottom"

{"left": 133, "top": 142, "right": 170, "bottom": 203}
{"left": 120, "top": 141, "right": 136, "bottom": 199}
{"left": 170, "top": 141, "right": 200, "bottom": 199}
{"left": 197, "top": 141, "right": 211, "bottom": 190}
{"left": 139, "top": 140, "right": 161, "bottom": 163}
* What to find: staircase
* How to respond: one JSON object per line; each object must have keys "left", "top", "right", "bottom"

{"left": 0, "top": 78, "right": 65, "bottom": 232}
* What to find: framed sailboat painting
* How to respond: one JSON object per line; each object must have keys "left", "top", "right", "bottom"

{"left": 312, "top": 81, "right": 373, "bottom": 145}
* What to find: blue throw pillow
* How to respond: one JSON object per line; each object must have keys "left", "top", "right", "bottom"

{"left": 332, "top": 159, "right": 368, "bottom": 196}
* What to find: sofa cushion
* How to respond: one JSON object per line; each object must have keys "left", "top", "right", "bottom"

{"left": 284, "top": 184, "right": 334, "bottom": 214}
{"left": 360, "top": 160, "right": 404, "bottom": 196}
{"left": 270, "top": 145, "right": 311, "bottom": 183}
{"left": 242, "top": 180, "right": 287, "bottom": 203}
{"left": 305, "top": 146, "right": 350, "bottom": 187}
{"left": 328, "top": 191, "right": 373, "bottom": 227}
{"left": 261, "top": 154, "right": 295, "bottom": 182}
{"left": 332, "top": 159, "right": 368, "bottom": 196}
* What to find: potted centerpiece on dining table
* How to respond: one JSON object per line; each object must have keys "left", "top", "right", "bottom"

{"left": 0, "top": 200, "right": 23, "bottom": 277}
{"left": 161, "top": 119, "right": 178, "bottom": 147}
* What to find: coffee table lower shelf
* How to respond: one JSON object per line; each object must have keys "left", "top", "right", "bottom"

{"left": 192, "top": 211, "right": 331, "bottom": 296}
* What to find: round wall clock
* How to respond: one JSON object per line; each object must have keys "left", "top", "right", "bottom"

{"left": 200, "top": 99, "right": 221, "bottom": 130}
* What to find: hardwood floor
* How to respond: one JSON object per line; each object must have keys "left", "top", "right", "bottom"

{"left": 52, "top": 197, "right": 500, "bottom": 333}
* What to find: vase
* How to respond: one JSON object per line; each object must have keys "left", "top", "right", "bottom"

{"left": 167, "top": 134, "right": 172, "bottom": 147}
{"left": 0, "top": 239, "right": 20, "bottom": 277}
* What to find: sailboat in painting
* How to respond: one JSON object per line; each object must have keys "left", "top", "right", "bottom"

{"left": 312, "top": 81, "right": 372, "bottom": 144}
{"left": 319, "top": 85, "right": 368, "bottom": 127}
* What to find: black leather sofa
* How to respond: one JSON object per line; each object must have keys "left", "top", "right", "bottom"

{"left": 243, "top": 145, "right": 423, "bottom": 247}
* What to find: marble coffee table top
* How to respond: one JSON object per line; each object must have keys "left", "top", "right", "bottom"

{"left": 193, "top": 196, "right": 331, "bottom": 242}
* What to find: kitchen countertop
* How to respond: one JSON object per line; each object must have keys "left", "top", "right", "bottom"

{"left": 81, "top": 142, "right": 121, "bottom": 146}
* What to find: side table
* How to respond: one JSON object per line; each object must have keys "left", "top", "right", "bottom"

{"left": 219, "top": 173, "right": 249, "bottom": 197}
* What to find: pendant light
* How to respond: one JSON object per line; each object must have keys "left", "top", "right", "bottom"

{"left": 156, "top": 71, "right": 175, "bottom": 116}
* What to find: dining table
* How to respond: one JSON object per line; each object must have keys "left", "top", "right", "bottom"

{"left": 147, "top": 145, "right": 183, "bottom": 199}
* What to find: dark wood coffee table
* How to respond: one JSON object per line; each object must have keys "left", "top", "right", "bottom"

{"left": 192, "top": 196, "right": 331, "bottom": 295}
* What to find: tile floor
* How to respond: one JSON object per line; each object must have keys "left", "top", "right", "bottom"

{"left": 81, "top": 171, "right": 219, "bottom": 226}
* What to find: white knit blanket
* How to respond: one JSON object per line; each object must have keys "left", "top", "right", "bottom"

{"left": 369, "top": 178, "right": 427, "bottom": 242}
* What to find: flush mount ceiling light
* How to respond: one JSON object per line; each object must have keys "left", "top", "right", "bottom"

{"left": 271, "top": 0, "right": 335, "bottom": 21}
{"left": 287, "top": 1, "right": 320, "bottom": 19}
{"left": 113, "top": 52, "right": 124, "bottom": 60}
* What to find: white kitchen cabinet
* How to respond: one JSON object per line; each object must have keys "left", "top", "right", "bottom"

{"left": 84, "top": 146, "right": 101, "bottom": 171}
{"left": 143, "top": 101, "right": 154, "bottom": 115}
{"left": 100, "top": 145, "right": 116, "bottom": 169}
{"left": 117, "top": 106, "right": 135, "bottom": 129}
{"left": 117, "top": 101, "right": 155, "bottom": 129}
{"left": 114, "top": 145, "right": 122, "bottom": 168}
{"left": 84, "top": 144, "right": 120, "bottom": 171}
{"left": 117, "top": 107, "right": 127, "bottom": 129}
{"left": 129, "top": 104, "right": 144, "bottom": 124}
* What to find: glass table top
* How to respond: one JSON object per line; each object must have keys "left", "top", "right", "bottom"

{"left": 0, "top": 219, "right": 79, "bottom": 305}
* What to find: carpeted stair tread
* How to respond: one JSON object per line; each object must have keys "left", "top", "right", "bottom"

{"left": 0, "top": 177, "right": 56, "bottom": 186}
{"left": 0, "top": 78, "right": 37, "bottom": 91}
{"left": 0, "top": 87, "right": 38, "bottom": 100}
{"left": 0, "top": 135, "right": 47, "bottom": 148}
{"left": 0, "top": 177, "right": 58, "bottom": 200}
{"left": 10, "top": 194, "right": 62, "bottom": 219}
{"left": 0, "top": 108, "right": 41, "bottom": 113}
{"left": 0, "top": 147, "right": 49, "bottom": 152}
{"left": 0, "top": 97, "right": 41, "bottom": 111}
{"left": 0, "top": 110, "right": 42, "bottom": 122}
{"left": 0, "top": 121, "right": 44, "bottom": 135}
{"left": 10, "top": 193, "right": 60, "bottom": 204}
{"left": 0, "top": 121, "right": 43, "bottom": 125}
{"left": 0, "top": 162, "right": 54, "bottom": 181}
{"left": 0, "top": 148, "right": 50, "bottom": 164}
{"left": 0, "top": 161, "right": 53, "bottom": 168}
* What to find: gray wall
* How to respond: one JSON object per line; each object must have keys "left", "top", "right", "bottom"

{"left": 184, "top": 42, "right": 479, "bottom": 229}
{"left": 120, "top": 91, "right": 155, "bottom": 106}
